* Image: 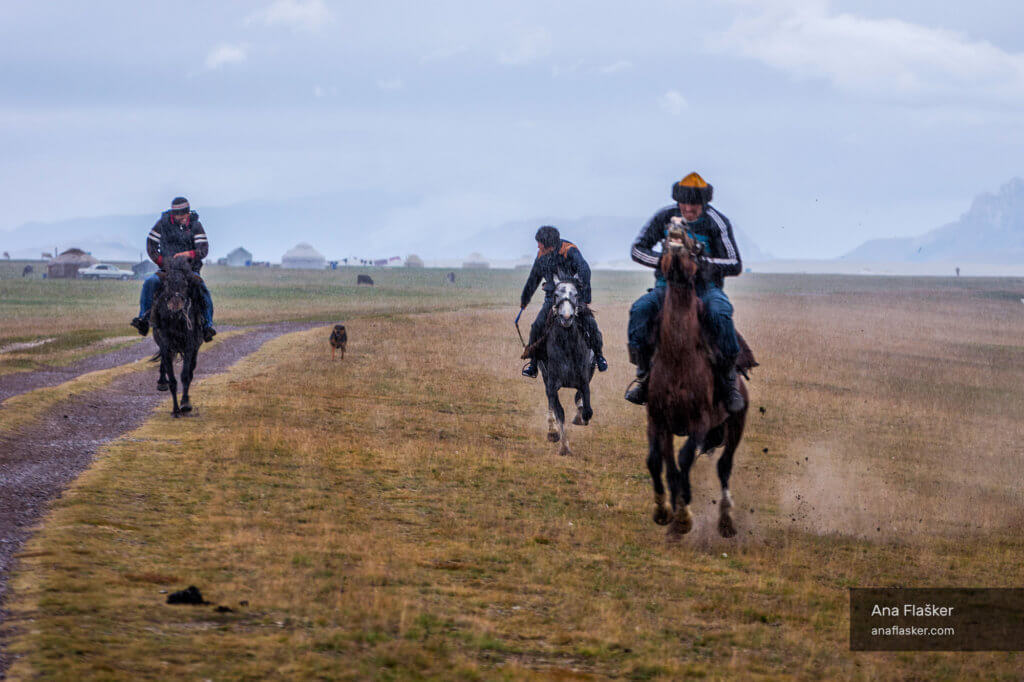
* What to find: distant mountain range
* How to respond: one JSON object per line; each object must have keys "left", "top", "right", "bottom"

{"left": 452, "top": 215, "right": 772, "bottom": 265}
{"left": 0, "top": 194, "right": 772, "bottom": 265}
{"left": 842, "top": 177, "right": 1024, "bottom": 263}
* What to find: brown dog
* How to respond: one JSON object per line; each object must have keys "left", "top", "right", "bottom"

{"left": 329, "top": 324, "right": 347, "bottom": 360}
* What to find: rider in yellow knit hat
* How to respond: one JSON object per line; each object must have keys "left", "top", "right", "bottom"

{"left": 624, "top": 172, "right": 745, "bottom": 411}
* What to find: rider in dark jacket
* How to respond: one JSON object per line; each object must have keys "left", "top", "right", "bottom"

{"left": 130, "top": 197, "right": 216, "bottom": 342}
{"left": 520, "top": 226, "right": 607, "bottom": 377}
{"left": 624, "top": 173, "right": 744, "bottom": 411}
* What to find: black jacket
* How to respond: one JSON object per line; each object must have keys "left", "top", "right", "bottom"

{"left": 521, "top": 240, "right": 592, "bottom": 307}
{"left": 146, "top": 211, "right": 209, "bottom": 273}
{"left": 630, "top": 204, "right": 741, "bottom": 288}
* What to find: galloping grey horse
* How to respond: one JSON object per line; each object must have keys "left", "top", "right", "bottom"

{"left": 537, "top": 278, "right": 596, "bottom": 456}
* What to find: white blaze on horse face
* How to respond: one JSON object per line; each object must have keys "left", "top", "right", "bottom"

{"left": 558, "top": 299, "right": 574, "bottom": 321}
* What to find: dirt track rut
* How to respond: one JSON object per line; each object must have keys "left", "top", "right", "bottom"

{"left": 0, "top": 321, "right": 322, "bottom": 677}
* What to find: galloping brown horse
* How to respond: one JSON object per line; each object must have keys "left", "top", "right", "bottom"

{"left": 646, "top": 223, "right": 749, "bottom": 541}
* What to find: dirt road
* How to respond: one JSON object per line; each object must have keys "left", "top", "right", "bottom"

{"left": 0, "top": 321, "right": 322, "bottom": 676}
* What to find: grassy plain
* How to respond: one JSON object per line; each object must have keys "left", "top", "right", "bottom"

{"left": 0, "top": 262, "right": 534, "bottom": 376}
{"left": 5, "top": 268, "right": 1024, "bottom": 679}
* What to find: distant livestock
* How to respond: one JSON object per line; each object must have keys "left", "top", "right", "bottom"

{"left": 446, "top": 272, "right": 456, "bottom": 283}
{"left": 329, "top": 324, "right": 348, "bottom": 360}
{"left": 22, "top": 265, "right": 33, "bottom": 277}
{"left": 357, "top": 274, "right": 374, "bottom": 286}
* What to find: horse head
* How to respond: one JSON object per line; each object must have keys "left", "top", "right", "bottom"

{"left": 552, "top": 276, "right": 581, "bottom": 328}
{"left": 660, "top": 217, "right": 701, "bottom": 285}
{"left": 159, "top": 258, "right": 199, "bottom": 321}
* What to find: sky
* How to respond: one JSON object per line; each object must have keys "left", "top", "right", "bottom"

{"left": 3, "top": 0, "right": 1024, "bottom": 258}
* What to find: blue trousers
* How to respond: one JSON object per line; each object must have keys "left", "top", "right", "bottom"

{"left": 627, "top": 282, "right": 739, "bottom": 359}
{"left": 139, "top": 273, "right": 213, "bottom": 327}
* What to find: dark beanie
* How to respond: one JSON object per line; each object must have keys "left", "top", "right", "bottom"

{"left": 671, "top": 172, "right": 713, "bottom": 204}
{"left": 535, "top": 225, "right": 560, "bottom": 248}
{"left": 170, "top": 197, "right": 190, "bottom": 213}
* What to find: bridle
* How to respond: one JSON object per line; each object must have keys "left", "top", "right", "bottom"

{"left": 553, "top": 280, "right": 580, "bottom": 328}
{"left": 160, "top": 267, "right": 199, "bottom": 331}
{"left": 660, "top": 220, "right": 702, "bottom": 283}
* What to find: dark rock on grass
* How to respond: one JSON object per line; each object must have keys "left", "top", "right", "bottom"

{"left": 167, "top": 586, "right": 207, "bottom": 605}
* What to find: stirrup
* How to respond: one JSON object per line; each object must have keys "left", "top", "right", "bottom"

{"left": 624, "top": 376, "right": 648, "bottom": 405}
{"left": 521, "top": 360, "right": 538, "bottom": 378}
{"left": 725, "top": 386, "right": 745, "bottom": 413}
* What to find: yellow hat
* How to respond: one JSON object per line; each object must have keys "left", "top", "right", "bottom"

{"left": 672, "top": 172, "right": 713, "bottom": 204}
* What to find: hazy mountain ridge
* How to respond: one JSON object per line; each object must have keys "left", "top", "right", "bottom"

{"left": 456, "top": 215, "right": 772, "bottom": 264}
{"left": 842, "top": 177, "right": 1024, "bottom": 263}
{"left": 2, "top": 195, "right": 772, "bottom": 265}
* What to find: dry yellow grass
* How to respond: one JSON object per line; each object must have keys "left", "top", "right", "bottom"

{"left": 5, "top": 275, "right": 1024, "bottom": 680}
{"left": 0, "top": 332, "right": 242, "bottom": 435}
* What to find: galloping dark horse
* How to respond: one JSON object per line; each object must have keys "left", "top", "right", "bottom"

{"left": 646, "top": 224, "right": 750, "bottom": 540}
{"left": 524, "top": 277, "right": 595, "bottom": 456}
{"left": 150, "top": 258, "right": 206, "bottom": 417}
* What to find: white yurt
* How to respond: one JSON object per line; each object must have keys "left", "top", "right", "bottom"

{"left": 281, "top": 243, "right": 326, "bottom": 269}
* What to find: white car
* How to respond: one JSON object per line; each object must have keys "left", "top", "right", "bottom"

{"left": 78, "top": 263, "right": 135, "bottom": 280}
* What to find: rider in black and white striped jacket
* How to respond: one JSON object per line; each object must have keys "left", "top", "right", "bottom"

{"left": 624, "top": 172, "right": 745, "bottom": 410}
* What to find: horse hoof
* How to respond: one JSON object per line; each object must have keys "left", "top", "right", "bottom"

{"left": 572, "top": 414, "right": 584, "bottom": 426}
{"left": 180, "top": 403, "right": 192, "bottom": 413}
{"left": 157, "top": 381, "right": 169, "bottom": 392}
{"left": 559, "top": 445, "right": 571, "bottom": 457}
{"left": 172, "top": 411, "right": 180, "bottom": 419}
{"left": 652, "top": 505, "right": 671, "bottom": 526}
{"left": 718, "top": 513, "right": 737, "bottom": 538}
{"left": 670, "top": 507, "right": 694, "bottom": 535}
{"left": 547, "top": 432, "right": 560, "bottom": 443}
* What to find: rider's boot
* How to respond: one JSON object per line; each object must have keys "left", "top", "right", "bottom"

{"left": 717, "top": 359, "right": 745, "bottom": 413}
{"left": 130, "top": 315, "right": 149, "bottom": 336}
{"left": 203, "top": 324, "right": 217, "bottom": 343}
{"left": 624, "top": 346, "right": 650, "bottom": 405}
{"left": 522, "top": 358, "right": 538, "bottom": 378}
{"left": 595, "top": 355, "right": 608, "bottom": 372}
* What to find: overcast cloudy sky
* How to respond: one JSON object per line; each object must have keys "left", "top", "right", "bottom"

{"left": 3, "top": 0, "right": 1024, "bottom": 258}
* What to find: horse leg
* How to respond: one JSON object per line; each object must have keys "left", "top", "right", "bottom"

{"left": 580, "top": 383, "right": 593, "bottom": 425}
{"left": 717, "top": 413, "right": 746, "bottom": 538}
{"left": 572, "top": 384, "right": 593, "bottom": 426}
{"left": 546, "top": 386, "right": 562, "bottom": 443}
{"left": 546, "top": 389, "right": 570, "bottom": 456}
{"left": 572, "top": 389, "right": 584, "bottom": 425}
{"left": 647, "top": 421, "right": 672, "bottom": 525}
{"left": 179, "top": 350, "right": 196, "bottom": 413}
{"left": 156, "top": 355, "right": 169, "bottom": 391}
{"left": 669, "top": 436, "right": 698, "bottom": 538}
{"left": 162, "top": 352, "right": 179, "bottom": 417}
